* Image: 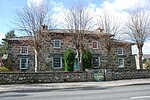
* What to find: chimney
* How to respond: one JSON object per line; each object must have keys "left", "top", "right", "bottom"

{"left": 99, "top": 28, "right": 104, "bottom": 32}
{"left": 96, "top": 27, "right": 104, "bottom": 32}
{"left": 41, "top": 24, "right": 48, "bottom": 31}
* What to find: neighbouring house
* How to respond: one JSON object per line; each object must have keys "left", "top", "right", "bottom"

{"left": 143, "top": 54, "right": 150, "bottom": 61}
{"left": 135, "top": 54, "right": 150, "bottom": 69}
{"left": 0, "top": 58, "right": 4, "bottom": 67}
{"left": 143, "top": 54, "right": 150, "bottom": 69}
{"left": 0, "top": 45, "right": 4, "bottom": 67}
{"left": 2, "top": 25, "right": 136, "bottom": 72}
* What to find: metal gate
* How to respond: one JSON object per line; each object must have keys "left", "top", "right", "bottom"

{"left": 93, "top": 69, "right": 104, "bottom": 81}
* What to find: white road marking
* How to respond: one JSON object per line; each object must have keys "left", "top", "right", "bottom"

{"left": 131, "top": 96, "right": 150, "bottom": 99}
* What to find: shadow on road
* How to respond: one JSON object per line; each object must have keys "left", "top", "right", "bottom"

{"left": 0, "top": 94, "right": 29, "bottom": 98}
{"left": 0, "top": 86, "right": 108, "bottom": 95}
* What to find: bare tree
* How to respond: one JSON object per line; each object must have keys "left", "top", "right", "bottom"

{"left": 15, "top": 1, "right": 55, "bottom": 72}
{"left": 124, "top": 3, "right": 150, "bottom": 69}
{"left": 97, "top": 9, "right": 121, "bottom": 68}
{"left": 63, "top": 1, "right": 93, "bottom": 71}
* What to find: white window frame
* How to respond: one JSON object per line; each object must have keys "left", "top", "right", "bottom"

{"left": 117, "top": 48, "right": 124, "bottom": 55}
{"left": 52, "top": 57, "right": 62, "bottom": 69}
{"left": 20, "top": 46, "right": 28, "bottom": 55}
{"left": 20, "top": 58, "right": 28, "bottom": 69}
{"left": 92, "top": 57, "right": 100, "bottom": 68}
{"left": 54, "top": 40, "right": 61, "bottom": 48}
{"left": 92, "top": 41, "right": 98, "bottom": 49}
{"left": 118, "top": 58, "right": 124, "bottom": 68}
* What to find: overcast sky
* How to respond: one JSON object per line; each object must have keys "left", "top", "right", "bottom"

{"left": 0, "top": 0, "right": 150, "bottom": 54}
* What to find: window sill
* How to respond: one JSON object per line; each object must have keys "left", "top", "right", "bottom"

{"left": 20, "top": 54, "right": 29, "bottom": 55}
{"left": 52, "top": 67, "right": 62, "bottom": 69}
{"left": 117, "top": 55, "right": 125, "bottom": 57}
{"left": 53, "top": 47, "right": 61, "bottom": 49}
{"left": 117, "top": 54, "right": 124, "bottom": 55}
{"left": 118, "top": 66, "right": 125, "bottom": 68}
{"left": 20, "top": 68, "right": 28, "bottom": 70}
{"left": 92, "top": 48, "right": 98, "bottom": 49}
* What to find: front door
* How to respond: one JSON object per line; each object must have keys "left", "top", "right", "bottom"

{"left": 74, "top": 58, "right": 80, "bottom": 71}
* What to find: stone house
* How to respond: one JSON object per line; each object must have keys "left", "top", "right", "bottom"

{"left": 3, "top": 25, "right": 136, "bottom": 72}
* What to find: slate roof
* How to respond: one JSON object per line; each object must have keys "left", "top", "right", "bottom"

{"left": 2, "top": 29, "right": 134, "bottom": 45}
{"left": 2, "top": 36, "right": 31, "bottom": 41}
{"left": 113, "top": 39, "right": 135, "bottom": 45}
{"left": 143, "top": 54, "right": 150, "bottom": 59}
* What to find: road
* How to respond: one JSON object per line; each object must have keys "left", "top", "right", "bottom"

{"left": 0, "top": 85, "right": 150, "bottom": 100}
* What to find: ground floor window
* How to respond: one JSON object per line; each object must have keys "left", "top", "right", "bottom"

{"left": 20, "top": 58, "right": 28, "bottom": 69}
{"left": 92, "top": 57, "right": 100, "bottom": 68}
{"left": 118, "top": 58, "right": 124, "bottom": 68}
{"left": 52, "top": 57, "right": 62, "bottom": 69}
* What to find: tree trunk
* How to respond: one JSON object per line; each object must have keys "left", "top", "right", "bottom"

{"left": 34, "top": 48, "right": 38, "bottom": 72}
{"left": 138, "top": 45, "right": 143, "bottom": 69}
{"left": 75, "top": 48, "right": 83, "bottom": 71}
{"left": 79, "top": 49, "right": 83, "bottom": 71}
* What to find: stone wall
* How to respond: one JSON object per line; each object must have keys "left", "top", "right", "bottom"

{"left": 105, "top": 69, "right": 150, "bottom": 80}
{"left": 0, "top": 72, "right": 87, "bottom": 84}
{"left": 1, "top": 70, "right": 150, "bottom": 84}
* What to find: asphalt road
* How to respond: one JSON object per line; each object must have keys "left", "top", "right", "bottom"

{"left": 0, "top": 85, "right": 150, "bottom": 100}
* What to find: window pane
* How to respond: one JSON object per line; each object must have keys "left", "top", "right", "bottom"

{"left": 22, "top": 59, "right": 26, "bottom": 63}
{"left": 20, "top": 58, "right": 28, "bottom": 69}
{"left": 54, "top": 40, "right": 61, "bottom": 48}
{"left": 55, "top": 41, "right": 59, "bottom": 47}
{"left": 53, "top": 57, "right": 61, "bottom": 68}
{"left": 92, "top": 41, "right": 98, "bottom": 48}
{"left": 92, "top": 57, "right": 99, "bottom": 67}
{"left": 117, "top": 48, "right": 123, "bottom": 55}
{"left": 21, "top": 63, "right": 26, "bottom": 68}
{"left": 21, "top": 46, "right": 28, "bottom": 54}
{"left": 118, "top": 58, "right": 124, "bottom": 68}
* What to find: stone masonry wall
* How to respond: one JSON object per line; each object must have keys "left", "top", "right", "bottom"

{"left": 0, "top": 72, "right": 87, "bottom": 84}
{"left": 7, "top": 30, "right": 135, "bottom": 72}
{"left": 8, "top": 41, "right": 35, "bottom": 71}
{"left": 0, "top": 70, "right": 150, "bottom": 84}
{"left": 105, "top": 69, "right": 150, "bottom": 80}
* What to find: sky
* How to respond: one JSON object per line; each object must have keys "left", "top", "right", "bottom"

{"left": 0, "top": 0, "right": 150, "bottom": 54}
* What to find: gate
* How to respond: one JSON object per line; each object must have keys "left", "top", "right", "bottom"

{"left": 93, "top": 69, "right": 105, "bottom": 81}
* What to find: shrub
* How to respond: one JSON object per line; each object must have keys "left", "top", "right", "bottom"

{"left": 145, "top": 60, "right": 150, "bottom": 70}
{"left": 82, "top": 49, "right": 92, "bottom": 70}
{"left": 63, "top": 48, "right": 74, "bottom": 71}
{"left": 0, "top": 67, "right": 10, "bottom": 72}
{"left": 2, "top": 56, "right": 14, "bottom": 71}
{"left": 64, "top": 49, "right": 92, "bottom": 71}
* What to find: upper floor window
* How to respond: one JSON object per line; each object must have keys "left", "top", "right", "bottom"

{"left": 54, "top": 40, "right": 61, "bottom": 48}
{"left": 52, "top": 57, "right": 62, "bottom": 69}
{"left": 117, "top": 48, "right": 124, "bottom": 55}
{"left": 20, "top": 58, "right": 28, "bottom": 69}
{"left": 20, "top": 46, "right": 28, "bottom": 55}
{"left": 92, "top": 41, "right": 98, "bottom": 49}
{"left": 118, "top": 58, "right": 124, "bottom": 68}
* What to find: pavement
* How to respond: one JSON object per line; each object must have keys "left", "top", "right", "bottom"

{"left": 0, "top": 78, "right": 150, "bottom": 93}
